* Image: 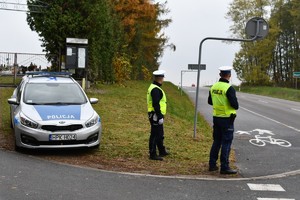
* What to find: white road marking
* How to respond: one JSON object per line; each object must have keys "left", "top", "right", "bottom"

{"left": 188, "top": 91, "right": 196, "bottom": 93}
{"left": 236, "top": 130, "right": 251, "bottom": 135}
{"left": 247, "top": 183, "right": 285, "bottom": 191}
{"left": 291, "top": 108, "right": 300, "bottom": 112}
{"left": 253, "top": 129, "right": 275, "bottom": 135}
{"left": 259, "top": 100, "right": 269, "bottom": 104}
{"left": 257, "top": 198, "right": 295, "bottom": 200}
{"left": 240, "top": 106, "right": 300, "bottom": 133}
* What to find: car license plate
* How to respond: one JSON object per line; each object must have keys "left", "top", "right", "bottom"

{"left": 49, "top": 134, "right": 77, "bottom": 141}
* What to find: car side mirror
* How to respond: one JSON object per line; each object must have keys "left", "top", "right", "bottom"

{"left": 90, "top": 98, "right": 98, "bottom": 104}
{"left": 8, "top": 98, "right": 19, "bottom": 105}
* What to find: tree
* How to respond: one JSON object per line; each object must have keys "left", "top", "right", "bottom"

{"left": 84, "top": 0, "right": 121, "bottom": 82}
{"left": 227, "top": 0, "right": 273, "bottom": 85}
{"left": 268, "top": 0, "right": 300, "bottom": 86}
{"left": 290, "top": 0, "right": 300, "bottom": 78}
{"left": 228, "top": 0, "right": 300, "bottom": 87}
{"left": 111, "top": 0, "right": 171, "bottom": 79}
{"left": 27, "top": 0, "right": 171, "bottom": 83}
{"left": 27, "top": 0, "right": 120, "bottom": 82}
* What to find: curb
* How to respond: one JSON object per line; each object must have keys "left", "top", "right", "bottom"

{"left": 3, "top": 149, "right": 300, "bottom": 181}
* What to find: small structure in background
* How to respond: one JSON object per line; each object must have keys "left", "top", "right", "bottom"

{"left": 65, "top": 38, "right": 89, "bottom": 90}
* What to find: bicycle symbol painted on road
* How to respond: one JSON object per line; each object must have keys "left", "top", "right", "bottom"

{"left": 249, "top": 135, "right": 291, "bottom": 147}
{"left": 236, "top": 129, "right": 292, "bottom": 148}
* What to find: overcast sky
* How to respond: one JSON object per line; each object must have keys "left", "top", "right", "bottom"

{"left": 157, "top": 0, "right": 241, "bottom": 86}
{"left": 0, "top": 0, "right": 242, "bottom": 86}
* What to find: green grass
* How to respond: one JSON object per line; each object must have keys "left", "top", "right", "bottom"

{"left": 0, "top": 81, "right": 216, "bottom": 175}
{"left": 0, "top": 87, "right": 14, "bottom": 134}
{"left": 0, "top": 76, "right": 22, "bottom": 85}
{"left": 0, "top": 87, "right": 15, "bottom": 150}
{"left": 237, "top": 86, "right": 300, "bottom": 102}
{"left": 87, "top": 81, "right": 214, "bottom": 175}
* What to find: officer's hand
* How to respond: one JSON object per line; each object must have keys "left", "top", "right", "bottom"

{"left": 158, "top": 118, "right": 164, "bottom": 125}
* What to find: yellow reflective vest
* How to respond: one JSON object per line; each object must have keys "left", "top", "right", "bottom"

{"left": 210, "top": 81, "right": 236, "bottom": 117}
{"left": 147, "top": 84, "right": 167, "bottom": 115}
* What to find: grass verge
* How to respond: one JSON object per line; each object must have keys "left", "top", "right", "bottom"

{"left": 0, "top": 81, "right": 235, "bottom": 176}
{"left": 0, "top": 87, "right": 15, "bottom": 149}
{"left": 0, "top": 76, "right": 22, "bottom": 85}
{"left": 237, "top": 86, "right": 300, "bottom": 102}
{"left": 87, "top": 81, "right": 214, "bottom": 175}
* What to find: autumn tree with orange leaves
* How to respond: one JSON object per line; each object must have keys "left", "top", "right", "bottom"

{"left": 112, "top": 0, "right": 172, "bottom": 80}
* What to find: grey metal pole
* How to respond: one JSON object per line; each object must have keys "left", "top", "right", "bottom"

{"left": 14, "top": 53, "right": 17, "bottom": 85}
{"left": 193, "top": 39, "right": 205, "bottom": 139}
{"left": 180, "top": 70, "right": 198, "bottom": 96}
{"left": 181, "top": 71, "right": 183, "bottom": 95}
{"left": 193, "top": 22, "right": 261, "bottom": 139}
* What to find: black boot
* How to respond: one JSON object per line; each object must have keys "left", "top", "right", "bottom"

{"left": 220, "top": 168, "right": 238, "bottom": 175}
{"left": 149, "top": 153, "right": 163, "bottom": 161}
{"left": 159, "top": 150, "right": 170, "bottom": 157}
{"left": 159, "top": 147, "right": 170, "bottom": 157}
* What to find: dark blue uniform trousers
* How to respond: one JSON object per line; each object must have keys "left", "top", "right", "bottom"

{"left": 209, "top": 117, "right": 234, "bottom": 171}
{"left": 148, "top": 112, "right": 165, "bottom": 156}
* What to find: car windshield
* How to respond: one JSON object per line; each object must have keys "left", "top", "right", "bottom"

{"left": 23, "top": 83, "right": 87, "bottom": 105}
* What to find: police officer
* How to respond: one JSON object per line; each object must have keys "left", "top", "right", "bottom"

{"left": 208, "top": 66, "right": 239, "bottom": 174}
{"left": 147, "top": 70, "right": 169, "bottom": 161}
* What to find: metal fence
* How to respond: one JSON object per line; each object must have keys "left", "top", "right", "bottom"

{"left": 0, "top": 52, "right": 53, "bottom": 86}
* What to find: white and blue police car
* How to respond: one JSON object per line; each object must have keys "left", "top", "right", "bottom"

{"left": 8, "top": 72, "right": 101, "bottom": 150}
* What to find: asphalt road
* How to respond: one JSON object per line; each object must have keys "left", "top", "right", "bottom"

{"left": 0, "top": 150, "right": 299, "bottom": 200}
{"left": 1, "top": 87, "right": 299, "bottom": 200}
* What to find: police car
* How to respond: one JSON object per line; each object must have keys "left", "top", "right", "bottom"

{"left": 7, "top": 72, "right": 101, "bottom": 150}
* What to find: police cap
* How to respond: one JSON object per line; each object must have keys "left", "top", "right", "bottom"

{"left": 153, "top": 70, "right": 166, "bottom": 77}
{"left": 218, "top": 66, "right": 233, "bottom": 74}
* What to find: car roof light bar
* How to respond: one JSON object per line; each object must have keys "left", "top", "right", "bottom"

{"left": 25, "top": 72, "right": 72, "bottom": 77}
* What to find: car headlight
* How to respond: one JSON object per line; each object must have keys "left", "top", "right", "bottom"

{"left": 20, "top": 113, "right": 38, "bottom": 129}
{"left": 85, "top": 114, "right": 100, "bottom": 128}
